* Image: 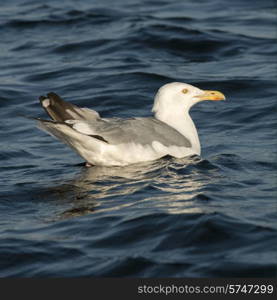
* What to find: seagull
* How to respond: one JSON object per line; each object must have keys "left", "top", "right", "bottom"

{"left": 36, "top": 82, "right": 225, "bottom": 166}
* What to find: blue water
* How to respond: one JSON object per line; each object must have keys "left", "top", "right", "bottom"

{"left": 0, "top": 0, "right": 276, "bottom": 277}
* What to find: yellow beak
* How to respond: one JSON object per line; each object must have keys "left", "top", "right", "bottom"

{"left": 196, "top": 90, "right": 226, "bottom": 101}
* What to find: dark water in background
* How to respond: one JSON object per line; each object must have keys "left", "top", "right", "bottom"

{"left": 0, "top": 0, "right": 276, "bottom": 277}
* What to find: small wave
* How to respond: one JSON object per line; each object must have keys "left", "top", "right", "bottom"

{"left": 4, "top": 7, "right": 124, "bottom": 29}
{"left": 51, "top": 39, "right": 112, "bottom": 54}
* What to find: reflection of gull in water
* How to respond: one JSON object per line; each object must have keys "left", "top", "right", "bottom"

{"left": 44, "top": 156, "right": 219, "bottom": 220}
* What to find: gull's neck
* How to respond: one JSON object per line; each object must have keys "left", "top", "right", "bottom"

{"left": 154, "top": 108, "right": 201, "bottom": 155}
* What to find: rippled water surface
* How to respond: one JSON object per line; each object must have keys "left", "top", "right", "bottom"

{"left": 0, "top": 0, "right": 276, "bottom": 277}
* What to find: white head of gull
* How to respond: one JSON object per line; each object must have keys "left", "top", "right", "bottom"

{"left": 36, "top": 82, "right": 225, "bottom": 166}
{"left": 152, "top": 82, "right": 225, "bottom": 156}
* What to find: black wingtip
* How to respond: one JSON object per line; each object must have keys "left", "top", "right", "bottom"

{"left": 39, "top": 92, "right": 59, "bottom": 102}
{"left": 39, "top": 95, "right": 47, "bottom": 101}
{"left": 47, "top": 92, "right": 59, "bottom": 98}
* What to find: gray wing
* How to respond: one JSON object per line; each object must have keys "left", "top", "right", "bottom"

{"left": 38, "top": 93, "right": 191, "bottom": 147}
{"left": 69, "top": 117, "right": 192, "bottom": 148}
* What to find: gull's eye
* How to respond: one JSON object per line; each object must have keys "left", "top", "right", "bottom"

{"left": 182, "top": 88, "right": 188, "bottom": 94}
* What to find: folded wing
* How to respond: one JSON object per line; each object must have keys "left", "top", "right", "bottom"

{"left": 66, "top": 117, "right": 192, "bottom": 148}
{"left": 38, "top": 93, "right": 191, "bottom": 148}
